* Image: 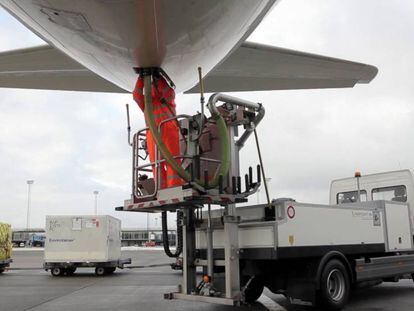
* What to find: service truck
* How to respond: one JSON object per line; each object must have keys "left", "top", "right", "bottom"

{"left": 29, "top": 232, "right": 46, "bottom": 247}
{"left": 185, "top": 170, "right": 414, "bottom": 310}
{"left": 44, "top": 215, "right": 131, "bottom": 276}
{"left": 118, "top": 93, "right": 414, "bottom": 310}
{"left": 0, "top": 222, "right": 12, "bottom": 274}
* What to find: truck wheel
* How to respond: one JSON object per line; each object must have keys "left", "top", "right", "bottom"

{"left": 95, "top": 267, "right": 106, "bottom": 276}
{"left": 242, "top": 276, "right": 264, "bottom": 303}
{"left": 0, "top": 268, "right": 4, "bottom": 274}
{"left": 51, "top": 267, "right": 63, "bottom": 277}
{"left": 317, "top": 259, "right": 350, "bottom": 311}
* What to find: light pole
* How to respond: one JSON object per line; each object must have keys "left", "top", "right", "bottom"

{"left": 26, "top": 180, "right": 34, "bottom": 229}
{"left": 93, "top": 191, "right": 99, "bottom": 215}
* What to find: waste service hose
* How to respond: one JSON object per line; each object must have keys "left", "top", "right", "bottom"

{"left": 162, "top": 211, "right": 183, "bottom": 258}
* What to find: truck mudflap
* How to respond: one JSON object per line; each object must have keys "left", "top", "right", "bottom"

{"left": 285, "top": 278, "right": 316, "bottom": 307}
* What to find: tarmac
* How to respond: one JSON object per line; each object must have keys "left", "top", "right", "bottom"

{"left": 0, "top": 249, "right": 413, "bottom": 311}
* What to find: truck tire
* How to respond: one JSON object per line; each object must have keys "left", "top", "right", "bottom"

{"left": 0, "top": 268, "right": 4, "bottom": 274}
{"left": 95, "top": 267, "right": 106, "bottom": 276}
{"left": 51, "top": 267, "right": 63, "bottom": 277}
{"left": 242, "top": 276, "right": 264, "bottom": 303}
{"left": 317, "top": 259, "right": 350, "bottom": 311}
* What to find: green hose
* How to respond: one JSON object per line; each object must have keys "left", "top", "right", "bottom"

{"left": 143, "top": 75, "right": 230, "bottom": 188}
{"left": 209, "top": 112, "right": 230, "bottom": 187}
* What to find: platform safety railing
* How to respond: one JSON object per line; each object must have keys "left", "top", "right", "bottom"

{"left": 132, "top": 115, "right": 223, "bottom": 201}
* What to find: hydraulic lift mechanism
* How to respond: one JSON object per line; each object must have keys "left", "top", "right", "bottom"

{"left": 117, "top": 67, "right": 269, "bottom": 305}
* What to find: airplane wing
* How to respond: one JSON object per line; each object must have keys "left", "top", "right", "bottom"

{"left": 0, "top": 45, "right": 127, "bottom": 93}
{"left": 0, "top": 42, "right": 377, "bottom": 94}
{"left": 186, "top": 42, "right": 378, "bottom": 93}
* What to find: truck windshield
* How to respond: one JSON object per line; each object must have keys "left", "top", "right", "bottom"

{"left": 372, "top": 185, "right": 407, "bottom": 202}
{"left": 337, "top": 190, "right": 367, "bottom": 204}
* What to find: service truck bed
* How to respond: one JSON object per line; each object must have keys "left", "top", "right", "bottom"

{"left": 196, "top": 200, "right": 414, "bottom": 259}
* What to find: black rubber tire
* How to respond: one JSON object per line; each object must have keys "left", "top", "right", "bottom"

{"left": 0, "top": 268, "right": 5, "bottom": 274}
{"left": 317, "top": 259, "right": 350, "bottom": 311}
{"left": 105, "top": 267, "right": 116, "bottom": 274}
{"left": 95, "top": 267, "right": 106, "bottom": 276}
{"left": 51, "top": 267, "right": 63, "bottom": 277}
{"left": 243, "top": 276, "right": 264, "bottom": 303}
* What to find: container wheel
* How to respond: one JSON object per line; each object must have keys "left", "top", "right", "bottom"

{"left": 242, "top": 276, "right": 264, "bottom": 303}
{"left": 51, "top": 267, "right": 63, "bottom": 277}
{"left": 317, "top": 259, "right": 350, "bottom": 310}
{"left": 95, "top": 267, "right": 106, "bottom": 276}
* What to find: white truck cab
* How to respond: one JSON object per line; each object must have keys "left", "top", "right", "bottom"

{"left": 330, "top": 170, "right": 414, "bottom": 227}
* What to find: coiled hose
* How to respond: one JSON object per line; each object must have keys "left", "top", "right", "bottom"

{"left": 162, "top": 210, "right": 183, "bottom": 258}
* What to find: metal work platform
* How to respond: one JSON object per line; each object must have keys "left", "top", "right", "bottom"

{"left": 118, "top": 82, "right": 269, "bottom": 306}
{"left": 118, "top": 186, "right": 247, "bottom": 213}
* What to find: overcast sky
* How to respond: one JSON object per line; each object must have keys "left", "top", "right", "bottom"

{"left": 0, "top": 0, "right": 413, "bottom": 229}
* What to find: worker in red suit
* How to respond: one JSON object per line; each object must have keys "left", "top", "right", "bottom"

{"left": 133, "top": 75, "right": 183, "bottom": 188}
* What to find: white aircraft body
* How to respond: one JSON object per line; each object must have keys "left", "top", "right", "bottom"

{"left": 0, "top": 0, "right": 377, "bottom": 94}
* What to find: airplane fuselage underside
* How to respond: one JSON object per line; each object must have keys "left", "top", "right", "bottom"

{"left": 0, "top": 0, "right": 277, "bottom": 92}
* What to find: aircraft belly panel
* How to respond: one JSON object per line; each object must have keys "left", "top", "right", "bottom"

{"left": 0, "top": 0, "right": 277, "bottom": 92}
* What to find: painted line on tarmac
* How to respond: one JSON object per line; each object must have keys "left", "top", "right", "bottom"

{"left": 258, "top": 294, "right": 287, "bottom": 311}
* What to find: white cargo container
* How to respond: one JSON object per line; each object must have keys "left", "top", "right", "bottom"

{"left": 44, "top": 215, "right": 130, "bottom": 276}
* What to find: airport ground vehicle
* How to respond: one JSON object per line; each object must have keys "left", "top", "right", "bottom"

{"left": 43, "top": 215, "right": 131, "bottom": 276}
{"left": 12, "top": 228, "right": 44, "bottom": 247}
{"left": 29, "top": 233, "right": 46, "bottom": 247}
{"left": 117, "top": 88, "right": 414, "bottom": 310}
{"left": 0, "top": 222, "right": 12, "bottom": 274}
